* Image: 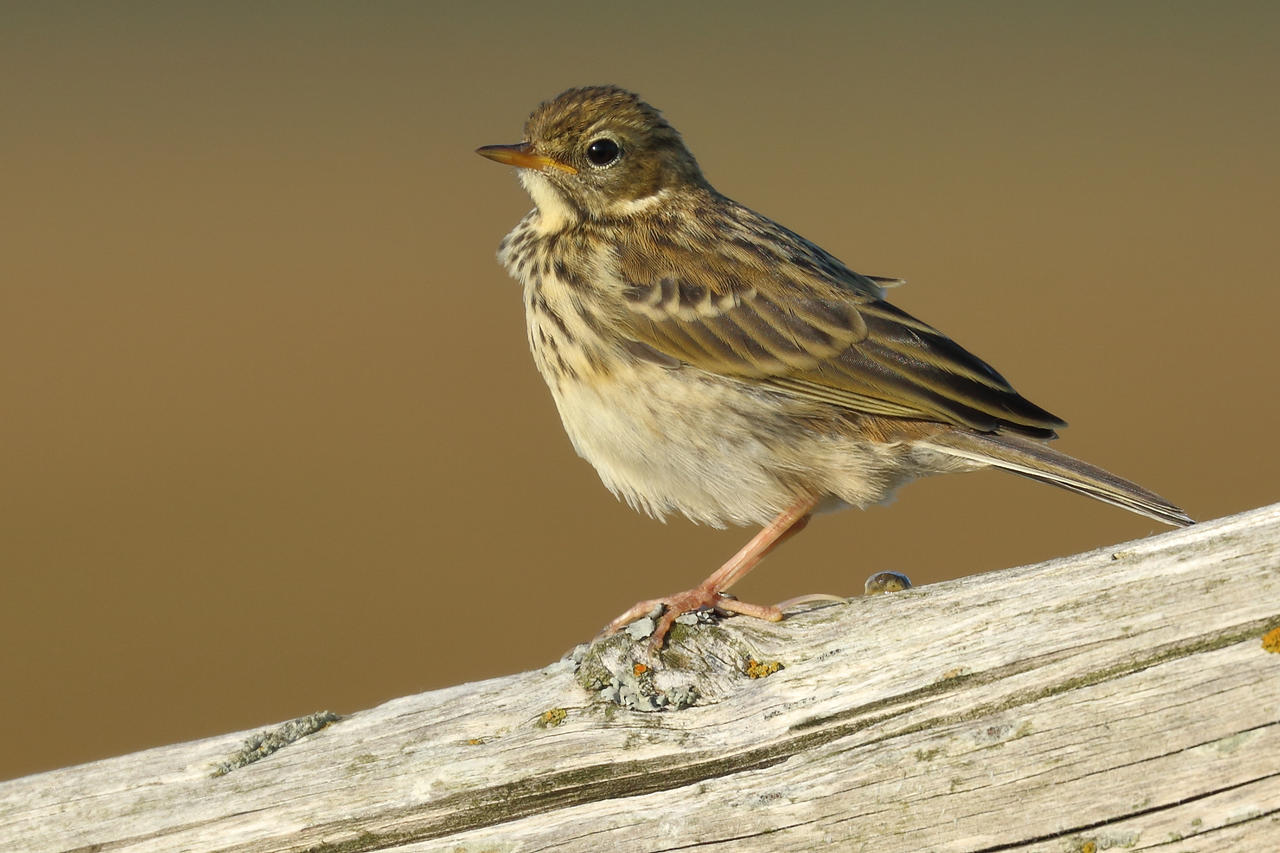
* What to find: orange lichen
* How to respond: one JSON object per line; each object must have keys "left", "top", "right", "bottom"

{"left": 1261, "top": 625, "right": 1280, "bottom": 654}
{"left": 537, "top": 708, "right": 567, "bottom": 728}
{"left": 745, "top": 658, "right": 783, "bottom": 679}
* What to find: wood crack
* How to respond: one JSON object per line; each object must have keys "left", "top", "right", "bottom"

{"left": 966, "top": 770, "right": 1280, "bottom": 853}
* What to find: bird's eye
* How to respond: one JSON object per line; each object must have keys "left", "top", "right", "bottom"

{"left": 585, "top": 137, "right": 622, "bottom": 167}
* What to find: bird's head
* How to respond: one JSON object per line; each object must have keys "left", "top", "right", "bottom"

{"left": 477, "top": 86, "right": 707, "bottom": 225}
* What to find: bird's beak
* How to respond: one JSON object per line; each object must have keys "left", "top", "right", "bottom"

{"left": 475, "top": 142, "right": 578, "bottom": 174}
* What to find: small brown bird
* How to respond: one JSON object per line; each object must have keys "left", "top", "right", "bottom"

{"left": 477, "top": 86, "right": 1191, "bottom": 648}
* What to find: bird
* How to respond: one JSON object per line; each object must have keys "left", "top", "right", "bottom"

{"left": 476, "top": 85, "right": 1192, "bottom": 649}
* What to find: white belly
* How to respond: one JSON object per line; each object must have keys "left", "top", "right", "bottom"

{"left": 546, "top": 362, "right": 802, "bottom": 527}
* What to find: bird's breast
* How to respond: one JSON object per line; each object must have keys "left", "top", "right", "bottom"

{"left": 500, "top": 221, "right": 622, "bottom": 391}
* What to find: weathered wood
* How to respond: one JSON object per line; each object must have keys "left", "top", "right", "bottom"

{"left": 3, "top": 504, "right": 1279, "bottom": 852}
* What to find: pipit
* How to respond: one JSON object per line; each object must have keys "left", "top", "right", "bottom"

{"left": 477, "top": 86, "right": 1191, "bottom": 649}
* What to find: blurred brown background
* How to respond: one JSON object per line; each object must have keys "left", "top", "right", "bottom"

{"left": 2, "top": 2, "right": 1277, "bottom": 781}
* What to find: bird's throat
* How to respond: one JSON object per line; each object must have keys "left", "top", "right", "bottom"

{"left": 518, "top": 170, "right": 580, "bottom": 234}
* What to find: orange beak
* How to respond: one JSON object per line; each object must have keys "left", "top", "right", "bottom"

{"left": 476, "top": 142, "right": 578, "bottom": 174}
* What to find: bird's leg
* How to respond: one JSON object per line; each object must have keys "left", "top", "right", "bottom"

{"left": 603, "top": 495, "right": 820, "bottom": 650}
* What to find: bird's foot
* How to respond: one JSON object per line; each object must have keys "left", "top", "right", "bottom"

{"left": 604, "top": 585, "right": 783, "bottom": 651}
{"left": 771, "top": 592, "right": 849, "bottom": 611}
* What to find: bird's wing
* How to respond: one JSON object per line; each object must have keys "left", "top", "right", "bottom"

{"left": 617, "top": 226, "right": 1064, "bottom": 437}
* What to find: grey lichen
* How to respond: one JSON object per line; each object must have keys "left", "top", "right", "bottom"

{"left": 211, "top": 710, "right": 342, "bottom": 777}
{"left": 864, "top": 570, "right": 913, "bottom": 595}
{"left": 573, "top": 613, "right": 780, "bottom": 712}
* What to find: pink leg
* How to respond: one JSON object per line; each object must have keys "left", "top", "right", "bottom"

{"left": 604, "top": 495, "right": 820, "bottom": 650}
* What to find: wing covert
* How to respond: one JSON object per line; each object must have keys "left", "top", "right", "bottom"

{"left": 617, "top": 221, "right": 1064, "bottom": 437}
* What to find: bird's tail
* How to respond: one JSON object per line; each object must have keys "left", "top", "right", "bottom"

{"left": 919, "top": 430, "right": 1193, "bottom": 527}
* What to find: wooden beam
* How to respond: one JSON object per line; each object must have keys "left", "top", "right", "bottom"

{"left": 3, "top": 504, "right": 1279, "bottom": 852}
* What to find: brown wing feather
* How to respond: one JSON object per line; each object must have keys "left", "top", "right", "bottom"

{"left": 618, "top": 204, "right": 1065, "bottom": 437}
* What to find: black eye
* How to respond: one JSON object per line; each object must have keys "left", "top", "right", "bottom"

{"left": 585, "top": 137, "right": 621, "bottom": 167}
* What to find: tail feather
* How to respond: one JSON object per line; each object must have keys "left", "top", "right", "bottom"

{"left": 921, "top": 430, "right": 1193, "bottom": 528}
